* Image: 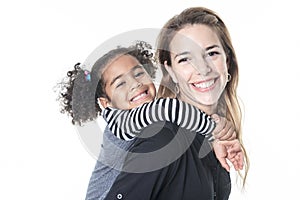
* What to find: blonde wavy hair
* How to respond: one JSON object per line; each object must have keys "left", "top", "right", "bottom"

{"left": 156, "top": 7, "right": 249, "bottom": 186}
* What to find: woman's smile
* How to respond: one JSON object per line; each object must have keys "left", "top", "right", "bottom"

{"left": 191, "top": 78, "right": 217, "bottom": 92}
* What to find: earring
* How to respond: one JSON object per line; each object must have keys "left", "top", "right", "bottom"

{"left": 227, "top": 73, "right": 232, "bottom": 82}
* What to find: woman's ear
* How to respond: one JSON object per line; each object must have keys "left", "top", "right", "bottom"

{"left": 164, "top": 61, "right": 178, "bottom": 83}
{"left": 98, "top": 97, "right": 111, "bottom": 108}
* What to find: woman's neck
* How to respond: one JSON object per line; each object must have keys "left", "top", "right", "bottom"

{"left": 177, "top": 96, "right": 217, "bottom": 115}
{"left": 196, "top": 103, "right": 217, "bottom": 115}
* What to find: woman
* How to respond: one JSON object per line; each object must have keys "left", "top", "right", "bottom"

{"left": 156, "top": 6, "right": 249, "bottom": 185}
{"left": 105, "top": 7, "right": 248, "bottom": 200}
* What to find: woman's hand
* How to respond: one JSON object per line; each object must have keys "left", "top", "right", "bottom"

{"left": 212, "top": 139, "right": 244, "bottom": 172}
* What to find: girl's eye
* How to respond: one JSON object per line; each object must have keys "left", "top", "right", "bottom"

{"left": 116, "top": 81, "right": 125, "bottom": 88}
{"left": 135, "top": 71, "right": 145, "bottom": 78}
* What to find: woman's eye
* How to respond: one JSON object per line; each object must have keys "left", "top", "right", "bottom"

{"left": 207, "top": 51, "right": 220, "bottom": 57}
{"left": 178, "top": 57, "right": 190, "bottom": 63}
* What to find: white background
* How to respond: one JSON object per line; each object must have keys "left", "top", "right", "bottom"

{"left": 1, "top": 0, "right": 300, "bottom": 199}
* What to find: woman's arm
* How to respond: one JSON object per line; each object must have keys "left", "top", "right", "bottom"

{"left": 103, "top": 97, "right": 215, "bottom": 141}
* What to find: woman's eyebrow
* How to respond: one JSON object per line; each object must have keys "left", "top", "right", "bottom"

{"left": 174, "top": 45, "right": 221, "bottom": 59}
{"left": 205, "top": 44, "right": 221, "bottom": 51}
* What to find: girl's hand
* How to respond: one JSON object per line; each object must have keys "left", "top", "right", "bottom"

{"left": 211, "top": 114, "right": 236, "bottom": 141}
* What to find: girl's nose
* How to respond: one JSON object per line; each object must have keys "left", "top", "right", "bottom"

{"left": 129, "top": 78, "right": 142, "bottom": 91}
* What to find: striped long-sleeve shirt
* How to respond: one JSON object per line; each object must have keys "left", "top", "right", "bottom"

{"left": 102, "top": 98, "right": 215, "bottom": 142}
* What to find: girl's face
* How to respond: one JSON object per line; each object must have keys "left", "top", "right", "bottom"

{"left": 167, "top": 24, "right": 228, "bottom": 114}
{"left": 100, "top": 55, "right": 156, "bottom": 110}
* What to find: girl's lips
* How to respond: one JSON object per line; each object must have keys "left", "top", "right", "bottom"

{"left": 191, "top": 78, "right": 217, "bottom": 92}
{"left": 130, "top": 90, "right": 149, "bottom": 103}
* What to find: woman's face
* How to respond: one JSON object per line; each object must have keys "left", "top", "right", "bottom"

{"left": 168, "top": 24, "right": 228, "bottom": 113}
{"left": 100, "top": 55, "right": 156, "bottom": 110}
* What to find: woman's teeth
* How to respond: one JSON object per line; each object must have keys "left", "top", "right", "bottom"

{"left": 194, "top": 79, "right": 214, "bottom": 89}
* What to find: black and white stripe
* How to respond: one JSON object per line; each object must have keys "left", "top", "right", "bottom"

{"left": 103, "top": 98, "right": 215, "bottom": 142}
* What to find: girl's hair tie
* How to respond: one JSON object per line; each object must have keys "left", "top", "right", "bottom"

{"left": 84, "top": 70, "right": 91, "bottom": 81}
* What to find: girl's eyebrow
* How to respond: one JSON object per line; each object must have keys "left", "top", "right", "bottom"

{"left": 131, "top": 65, "right": 143, "bottom": 71}
{"left": 110, "top": 65, "right": 143, "bottom": 86}
{"left": 110, "top": 74, "right": 123, "bottom": 86}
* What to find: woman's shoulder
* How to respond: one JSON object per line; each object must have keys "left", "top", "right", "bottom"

{"left": 121, "top": 121, "right": 189, "bottom": 174}
{"left": 130, "top": 121, "right": 178, "bottom": 152}
{"left": 103, "top": 126, "right": 135, "bottom": 149}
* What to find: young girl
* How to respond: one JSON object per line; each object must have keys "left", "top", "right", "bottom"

{"left": 57, "top": 41, "right": 242, "bottom": 200}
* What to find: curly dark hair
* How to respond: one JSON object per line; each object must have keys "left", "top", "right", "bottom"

{"left": 56, "top": 41, "right": 157, "bottom": 125}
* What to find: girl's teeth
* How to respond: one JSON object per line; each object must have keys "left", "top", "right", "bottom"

{"left": 132, "top": 92, "right": 146, "bottom": 101}
{"left": 194, "top": 80, "right": 214, "bottom": 89}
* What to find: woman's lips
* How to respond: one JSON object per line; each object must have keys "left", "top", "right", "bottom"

{"left": 191, "top": 78, "right": 217, "bottom": 92}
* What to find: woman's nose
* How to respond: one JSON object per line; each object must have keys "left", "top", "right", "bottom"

{"left": 192, "top": 56, "right": 212, "bottom": 75}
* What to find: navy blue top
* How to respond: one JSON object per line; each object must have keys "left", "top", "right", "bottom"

{"left": 105, "top": 122, "right": 231, "bottom": 200}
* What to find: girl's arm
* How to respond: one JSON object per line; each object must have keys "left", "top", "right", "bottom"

{"left": 104, "top": 98, "right": 242, "bottom": 172}
{"left": 103, "top": 97, "right": 215, "bottom": 141}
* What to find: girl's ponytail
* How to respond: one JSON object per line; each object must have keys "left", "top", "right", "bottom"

{"left": 57, "top": 63, "right": 101, "bottom": 125}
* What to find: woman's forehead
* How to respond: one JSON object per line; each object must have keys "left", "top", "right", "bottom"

{"left": 169, "top": 24, "right": 221, "bottom": 53}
